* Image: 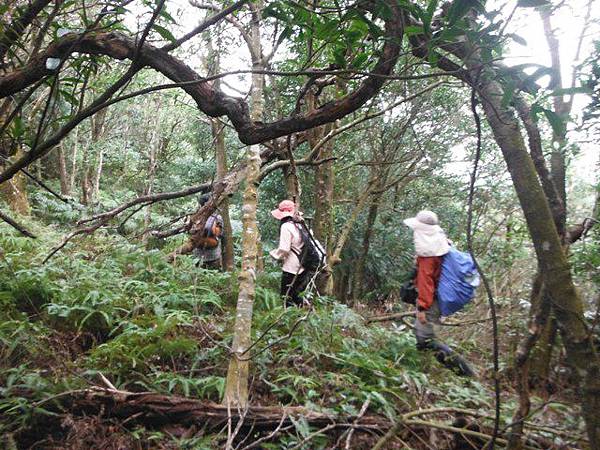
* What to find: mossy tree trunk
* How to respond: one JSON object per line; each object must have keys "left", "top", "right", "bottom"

{"left": 212, "top": 117, "right": 235, "bottom": 271}
{"left": 307, "top": 91, "right": 336, "bottom": 295}
{"left": 473, "top": 62, "right": 600, "bottom": 449}
{"left": 526, "top": 5, "right": 593, "bottom": 385}
{"left": 0, "top": 99, "right": 30, "bottom": 215}
{"left": 223, "top": 0, "right": 264, "bottom": 409}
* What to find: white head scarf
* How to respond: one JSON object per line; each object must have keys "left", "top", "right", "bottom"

{"left": 403, "top": 210, "right": 450, "bottom": 257}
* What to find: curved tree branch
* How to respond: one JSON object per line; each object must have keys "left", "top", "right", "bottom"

{"left": 0, "top": 0, "right": 404, "bottom": 184}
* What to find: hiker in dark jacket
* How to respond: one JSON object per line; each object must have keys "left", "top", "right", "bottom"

{"left": 269, "top": 200, "right": 311, "bottom": 307}
{"left": 191, "top": 194, "right": 224, "bottom": 270}
{"left": 404, "top": 210, "right": 474, "bottom": 377}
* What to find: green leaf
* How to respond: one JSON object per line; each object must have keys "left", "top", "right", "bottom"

{"left": 276, "top": 26, "right": 294, "bottom": 46}
{"left": 404, "top": 25, "right": 424, "bottom": 36}
{"left": 159, "top": 8, "right": 176, "bottom": 24}
{"left": 11, "top": 116, "right": 25, "bottom": 138}
{"left": 151, "top": 24, "right": 176, "bottom": 43}
{"left": 438, "top": 26, "right": 466, "bottom": 41}
{"left": 351, "top": 52, "right": 368, "bottom": 69}
{"left": 507, "top": 33, "right": 527, "bottom": 46}
{"left": 333, "top": 47, "right": 347, "bottom": 68}
{"left": 501, "top": 79, "right": 516, "bottom": 108}
{"left": 262, "top": 3, "right": 285, "bottom": 21}
{"left": 423, "top": 0, "right": 439, "bottom": 33}
{"left": 517, "top": 0, "right": 550, "bottom": 7}
{"left": 542, "top": 108, "right": 567, "bottom": 136}
{"left": 314, "top": 19, "right": 338, "bottom": 41}
{"left": 58, "top": 89, "right": 79, "bottom": 107}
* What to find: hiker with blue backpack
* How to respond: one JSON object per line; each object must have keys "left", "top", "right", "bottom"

{"left": 270, "top": 200, "right": 326, "bottom": 307}
{"left": 403, "top": 210, "right": 477, "bottom": 377}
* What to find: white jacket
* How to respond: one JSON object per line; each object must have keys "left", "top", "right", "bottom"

{"left": 403, "top": 219, "right": 450, "bottom": 257}
{"left": 269, "top": 221, "right": 304, "bottom": 274}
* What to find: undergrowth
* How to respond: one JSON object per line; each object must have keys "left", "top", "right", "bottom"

{"left": 0, "top": 222, "right": 525, "bottom": 448}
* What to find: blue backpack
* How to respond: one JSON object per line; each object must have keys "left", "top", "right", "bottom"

{"left": 437, "top": 247, "right": 480, "bottom": 316}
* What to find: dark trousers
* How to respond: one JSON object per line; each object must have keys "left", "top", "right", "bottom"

{"left": 280, "top": 271, "right": 310, "bottom": 306}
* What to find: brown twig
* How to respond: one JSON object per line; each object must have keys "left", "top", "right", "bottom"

{"left": 0, "top": 209, "right": 36, "bottom": 238}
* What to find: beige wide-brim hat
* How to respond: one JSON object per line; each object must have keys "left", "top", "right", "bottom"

{"left": 271, "top": 199, "right": 296, "bottom": 220}
{"left": 403, "top": 210, "right": 439, "bottom": 229}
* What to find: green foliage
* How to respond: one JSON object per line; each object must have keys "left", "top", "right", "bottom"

{"left": 0, "top": 220, "right": 491, "bottom": 445}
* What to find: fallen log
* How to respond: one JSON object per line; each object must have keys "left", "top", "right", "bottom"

{"left": 366, "top": 311, "right": 497, "bottom": 327}
{"left": 19, "top": 388, "right": 584, "bottom": 449}
{"left": 365, "top": 311, "right": 414, "bottom": 324}
{"left": 40, "top": 387, "right": 386, "bottom": 432}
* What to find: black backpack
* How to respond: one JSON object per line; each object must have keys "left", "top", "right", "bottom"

{"left": 400, "top": 268, "right": 418, "bottom": 305}
{"left": 291, "top": 221, "right": 326, "bottom": 272}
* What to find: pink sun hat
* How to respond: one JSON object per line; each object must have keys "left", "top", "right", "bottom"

{"left": 271, "top": 200, "right": 296, "bottom": 220}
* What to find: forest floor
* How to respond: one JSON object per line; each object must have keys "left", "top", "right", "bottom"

{"left": 0, "top": 220, "right": 588, "bottom": 449}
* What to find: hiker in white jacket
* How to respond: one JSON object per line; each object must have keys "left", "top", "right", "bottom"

{"left": 404, "top": 210, "right": 474, "bottom": 377}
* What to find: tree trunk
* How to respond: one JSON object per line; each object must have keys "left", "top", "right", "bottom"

{"left": 80, "top": 153, "right": 91, "bottom": 205}
{"left": 143, "top": 125, "right": 159, "bottom": 243}
{"left": 525, "top": 8, "right": 578, "bottom": 385}
{"left": 89, "top": 107, "right": 107, "bottom": 205}
{"left": 0, "top": 147, "right": 30, "bottom": 215}
{"left": 528, "top": 315, "right": 557, "bottom": 386}
{"left": 507, "top": 274, "right": 545, "bottom": 450}
{"left": 57, "top": 143, "right": 70, "bottom": 196}
{"left": 224, "top": 1, "right": 264, "bottom": 409}
{"left": 204, "top": 32, "right": 235, "bottom": 271}
{"left": 308, "top": 90, "right": 336, "bottom": 295}
{"left": 283, "top": 165, "right": 300, "bottom": 200}
{"left": 472, "top": 61, "right": 600, "bottom": 449}
{"left": 212, "top": 118, "right": 235, "bottom": 271}
{"left": 68, "top": 128, "right": 79, "bottom": 195}
{"left": 0, "top": 100, "right": 29, "bottom": 214}
{"left": 91, "top": 144, "right": 104, "bottom": 203}
{"left": 352, "top": 198, "right": 380, "bottom": 302}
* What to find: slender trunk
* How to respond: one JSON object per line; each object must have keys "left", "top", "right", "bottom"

{"left": 91, "top": 145, "right": 103, "bottom": 202}
{"left": 507, "top": 274, "right": 545, "bottom": 450}
{"left": 307, "top": 91, "right": 336, "bottom": 294}
{"left": 473, "top": 61, "right": 600, "bottom": 449}
{"left": 528, "top": 315, "right": 557, "bottom": 385}
{"left": 224, "top": 1, "right": 264, "bottom": 409}
{"left": 68, "top": 128, "right": 79, "bottom": 195}
{"left": 352, "top": 150, "right": 391, "bottom": 302}
{"left": 58, "top": 144, "right": 69, "bottom": 196}
{"left": 0, "top": 100, "right": 29, "bottom": 214}
{"left": 143, "top": 128, "right": 159, "bottom": 243}
{"left": 205, "top": 34, "right": 234, "bottom": 270}
{"left": 352, "top": 199, "right": 380, "bottom": 302}
{"left": 80, "top": 151, "right": 91, "bottom": 205}
{"left": 331, "top": 187, "right": 373, "bottom": 265}
{"left": 283, "top": 165, "right": 299, "bottom": 200}
{"left": 81, "top": 106, "right": 107, "bottom": 205}
{"left": 524, "top": 10, "right": 574, "bottom": 384}
{"left": 212, "top": 119, "right": 234, "bottom": 270}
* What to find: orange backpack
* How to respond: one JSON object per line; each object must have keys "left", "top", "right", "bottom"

{"left": 194, "top": 215, "right": 223, "bottom": 249}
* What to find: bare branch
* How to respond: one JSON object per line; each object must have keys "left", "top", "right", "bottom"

{"left": 163, "top": 0, "right": 249, "bottom": 52}
{"left": 0, "top": 209, "right": 36, "bottom": 238}
{"left": 43, "top": 182, "right": 212, "bottom": 263}
{"left": 0, "top": 0, "right": 53, "bottom": 62}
